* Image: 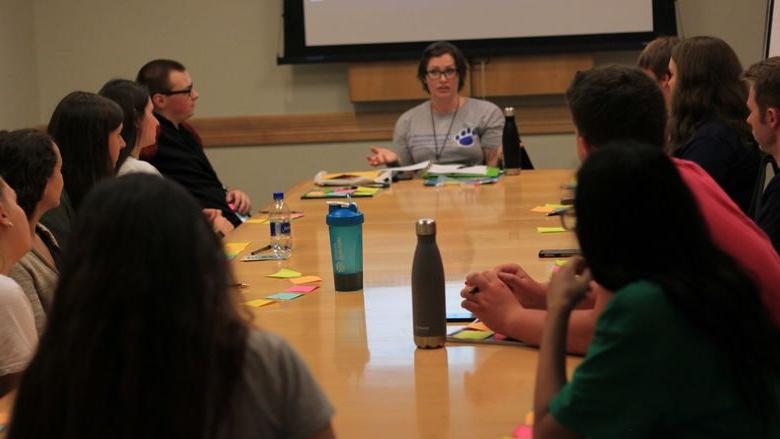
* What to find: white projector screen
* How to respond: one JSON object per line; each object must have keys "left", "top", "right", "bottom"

{"left": 304, "top": 0, "right": 654, "bottom": 47}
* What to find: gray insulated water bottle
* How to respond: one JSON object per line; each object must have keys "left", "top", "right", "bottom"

{"left": 412, "top": 219, "right": 446, "bottom": 349}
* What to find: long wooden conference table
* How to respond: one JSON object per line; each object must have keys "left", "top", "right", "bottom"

{"left": 0, "top": 170, "right": 582, "bottom": 438}
{"left": 230, "top": 170, "right": 581, "bottom": 438}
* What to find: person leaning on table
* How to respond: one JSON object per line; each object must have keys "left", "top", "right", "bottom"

{"left": 367, "top": 41, "right": 504, "bottom": 167}
{"left": 531, "top": 143, "right": 780, "bottom": 438}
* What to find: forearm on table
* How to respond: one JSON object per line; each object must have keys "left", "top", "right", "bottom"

{"left": 483, "top": 147, "right": 500, "bottom": 167}
{"left": 500, "top": 306, "right": 595, "bottom": 355}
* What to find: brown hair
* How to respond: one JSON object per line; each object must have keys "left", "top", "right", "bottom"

{"left": 637, "top": 36, "right": 680, "bottom": 80}
{"left": 668, "top": 36, "right": 751, "bottom": 149}
{"left": 744, "top": 57, "right": 780, "bottom": 119}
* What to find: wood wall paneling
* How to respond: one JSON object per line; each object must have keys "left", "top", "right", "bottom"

{"left": 189, "top": 105, "right": 573, "bottom": 148}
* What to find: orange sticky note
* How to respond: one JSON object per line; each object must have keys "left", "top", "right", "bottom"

{"left": 465, "top": 320, "right": 492, "bottom": 332}
{"left": 289, "top": 275, "right": 322, "bottom": 285}
{"left": 530, "top": 206, "right": 554, "bottom": 213}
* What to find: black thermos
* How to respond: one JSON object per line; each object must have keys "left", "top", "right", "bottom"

{"left": 411, "top": 218, "right": 446, "bottom": 348}
{"left": 502, "top": 107, "right": 522, "bottom": 175}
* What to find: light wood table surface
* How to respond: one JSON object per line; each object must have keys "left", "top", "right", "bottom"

{"left": 228, "top": 170, "right": 581, "bottom": 439}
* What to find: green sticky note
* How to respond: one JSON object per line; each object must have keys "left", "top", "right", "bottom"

{"left": 452, "top": 330, "right": 494, "bottom": 340}
{"left": 537, "top": 226, "right": 567, "bottom": 234}
{"left": 266, "top": 268, "right": 302, "bottom": 279}
{"left": 266, "top": 292, "right": 303, "bottom": 301}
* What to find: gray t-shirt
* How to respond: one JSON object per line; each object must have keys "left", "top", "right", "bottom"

{"left": 393, "top": 97, "right": 504, "bottom": 166}
{"left": 220, "top": 330, "right": 334, "bottom": 439}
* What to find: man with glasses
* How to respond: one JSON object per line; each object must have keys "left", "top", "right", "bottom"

{"left": 136, "top": 59, "right": 251, "bottom": 227}
{"left": 461, "top": 66, "right": 780, "bottom": 354}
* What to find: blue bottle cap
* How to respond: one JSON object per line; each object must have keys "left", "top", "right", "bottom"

{"left": 273, "top": 192, "right": 284, "bottom": 200}
{"left": 326, "top": 202, "right": 364, "bottom": 226}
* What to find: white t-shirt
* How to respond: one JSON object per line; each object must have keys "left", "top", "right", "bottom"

{"left": 117, "top": 156, "right": 163, "bottom": 177}
{"left": 0, "top": 274, "right": 37, "bottom": 375}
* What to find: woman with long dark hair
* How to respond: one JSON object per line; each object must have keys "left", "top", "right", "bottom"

{"left": 40, "top": 91, "right": 125, "bottom": 244}
{"left": 8, "top": 174, "right": 334, "bottom": 439}
{"left": 528, "top": 143, "right": 780, "bottom": 437}
{"left": 98, "top": 79, "right": 161, "bottom": 176}
{"left": 668, "top": 36, "right": 761, "bottom": 213}
{"left": 0, "top": 129, "right": 63, "bottom": 334}
{"left": 0, "top": 176, "right": 37, "bottom": 398}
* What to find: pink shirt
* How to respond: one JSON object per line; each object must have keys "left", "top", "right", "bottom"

{"left": 675, "top": 158, "right": 780, "bottom": 324}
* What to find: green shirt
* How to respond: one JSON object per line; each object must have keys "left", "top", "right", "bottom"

{"left": 549, "top": 280, "right": 779, "bottom": 438}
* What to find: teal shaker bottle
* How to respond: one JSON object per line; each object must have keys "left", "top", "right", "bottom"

{"left": 326, "top": 202, "right": 365, "bottom": 291}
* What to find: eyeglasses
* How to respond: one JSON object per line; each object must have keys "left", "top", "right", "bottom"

{"left": 560, "top": 207, "right": 577, "bottom": 231}
{"left": 160, "top": 84, "right": 194, "bottom": 97}
{"left": 426, "top": 68, "right": 458, "bottom": 80}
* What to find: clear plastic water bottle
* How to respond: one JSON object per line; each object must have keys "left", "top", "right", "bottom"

{"left": 269, "top": 192, "right": 292, "bottom": 257}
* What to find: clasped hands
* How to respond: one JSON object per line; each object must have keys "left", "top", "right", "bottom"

{"left": 460, "top": 257, "right": 595, "bottom": 332}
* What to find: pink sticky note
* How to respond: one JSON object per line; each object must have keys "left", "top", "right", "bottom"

{"left": 289, "top": 275, "right": 322, "bottom": 285}
{"left": 333, "top": 189, "right": 356, "bottom": 195}
{"left": 512, "top": 424, "right": 532, "bottom": 439}
{"left": 287, "top": 285, "right": 319, "bottom": 293}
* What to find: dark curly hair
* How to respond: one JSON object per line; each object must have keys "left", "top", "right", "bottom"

{"left": 0, "top": 129, "right": 58, "bottom": 218}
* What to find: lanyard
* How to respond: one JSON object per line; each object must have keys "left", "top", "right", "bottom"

{"left": 431, "top": 103, "right": 459, "bottom": 163}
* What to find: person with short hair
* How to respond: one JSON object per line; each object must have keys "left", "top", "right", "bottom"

{"left": 0, "top": 176, "right": 37, "bottom": 398}
{"left": 8, "top": 174, "right": 335, "bottom": 439}
{"left": 637, "top": 35, "right": 680, "bottom": 104}
{"left": 668, "top": 36, "right": 761, "bottom": 213}
{"left": 462, "top": 65, "right": 780, "bottom": 355}
{"left": 136, "top": 59, "right": 251, "bottom": 227}
{"left": 744, "top": 57, "right": 780, "bottom": 253}
{"left": 0, "top": 129, "right": 63, "bottom": 334}
{"left": 366, "top": 41, "right": 504, "bottom": 167}
{"left": 531, "top": 143, "right": 780, "bottom": 438}
{"left": 40, "top": 91, "right": 125, "bottom": 244}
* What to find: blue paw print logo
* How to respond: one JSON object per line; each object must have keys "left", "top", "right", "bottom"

{"left": 455, "top": 127, "right": 476, "bottom": 146}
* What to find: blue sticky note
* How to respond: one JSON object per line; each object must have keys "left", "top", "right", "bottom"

{"left": 266, "top": 292, "right": 303, "bottom": 301}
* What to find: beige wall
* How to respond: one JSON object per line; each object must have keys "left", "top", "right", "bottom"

{"left": 0, "top": 0, "right": 39, "bottom": 130}
{"left": 4, "top": 0, "right": 771, "bottom": 205}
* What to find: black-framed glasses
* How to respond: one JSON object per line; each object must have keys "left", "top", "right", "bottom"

{"left": 426, "top": 68, "right": 458, "bottom": 80}
{"left": 560, "top": 207, "right": 577, "bottom": 231}
{"left": 160, "top": 84, "right": 194, "bottom": 97}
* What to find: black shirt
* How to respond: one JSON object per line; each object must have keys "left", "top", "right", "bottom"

{"left": 674, "top": 120, "right": 761, "bottom": 214}
{"left": 150, "top": 114, "right": 241, "bottom": 226}
{"left": 758, "top": 174, "right": 780, "bottom": 254}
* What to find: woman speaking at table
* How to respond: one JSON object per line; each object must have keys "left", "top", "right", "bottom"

{"left": 367, "top": 41, "right": 504, "bottom": 167}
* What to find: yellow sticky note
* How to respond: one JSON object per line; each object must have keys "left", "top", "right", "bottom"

{"left": 465, "top": 320, "right": 492, "bottom": 332}
{"left": 530, "top": 206, "right": 554, "bottom": 213}
{"left": 245, "top": 299, "right": 275, "bottom": 308}
{"left": 554, "top": 259, "right": 568, "bottom": 267}
{"left": 289, "top": 275, "right": 322, "bottom": 285}
{"left": 224, "top": 242, "right": 251, "bottom": 259}
{"left": 266, "top": 268, "right": 302, "bottom": 279}
{"left": 452, "top": 329, "right": 494, "bottom": 340}
{"left": 355, "top": 186, "right": 380, "bottom": 195}
{"left": 244, "top": 217, "right": 268, "bottom": 224}
{"left": 536, "top": 227, "right": 567, "bottom": 234}
{"left": 525, "top": 410, "right": 535, "bottom": 426}
{"left": 544, "top": 203, "right": 569, "bottom": 209}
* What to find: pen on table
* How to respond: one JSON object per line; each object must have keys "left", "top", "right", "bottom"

{"left": 251, "top": 244, "right": 272, "bottom": 255}
{"left": 546, "top": 207, "right": 569, "bottom": 217}
{"left": 258, "top": 210, "right": 303, "bottom": 214}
